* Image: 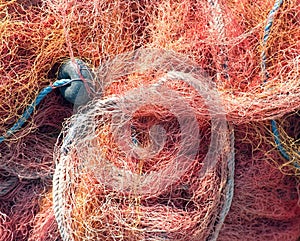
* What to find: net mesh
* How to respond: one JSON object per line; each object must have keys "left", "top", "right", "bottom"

{"left": 218, "top": 122, "right": 300, "bottom": 241}
{"left": 52, "top": 49, "right": 234, "bottom": 241}
{"left": 0, "top": 0, "right": 146, "bottom": 176}
{"left": 145, "top": 0, "right": 300, "bottom": 123}
{"left": 0, "top": 0, "right": 299, "bottom": 240}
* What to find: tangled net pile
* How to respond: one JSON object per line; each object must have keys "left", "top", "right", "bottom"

{"left": 0, "top": 0, "right": 299, "bottom": 240}
{"left": 53, "top": 49, "right": 234, "bottom": 240}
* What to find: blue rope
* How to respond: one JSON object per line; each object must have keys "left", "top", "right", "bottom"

{"left": 0, "top": 79, "right": 73, "bottom": 144}
{"left": 262, "top": 0, "right": 287, "bottom": 159}
{"left": 262, "top": 0, "right": 299, "bottom": 167}
{"left": 270, "top": 120, "right": 290, "bottom": 160}
{"left": 261, "top": 0, "right": 283, "bottom": 81}
{"left": 271, "top": 120, "right": 300, "bottom": 168}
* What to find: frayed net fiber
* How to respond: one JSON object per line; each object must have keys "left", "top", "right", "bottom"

{"left": 53, "top": 49, "right": 235, "bottom": 241}
{"left": 0, "top": 0, "right": 299, "bottom": 240}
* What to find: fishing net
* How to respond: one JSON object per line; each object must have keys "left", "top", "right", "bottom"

{"left": 53, "top": 49, "right": 235, "bottom": 241}
{"left": 0, "top": 0, "right": 145, "bottom": 178}
{"left": 146, "top": 0, "right": 300, "bottom": 123}
{"left": 29, "top": 191, "right": 61, "bottom": 241}
{"left": 0, "top": 176, "right": 46, "bottom": 241}
{"left": 218, "top": 122, "right": 300, "bottom": 241}
{"left": 268, "top": 112, "right": 300, "bottom": 175}
{"left": 0, "top": 0, "right": 299, "bottom": 240}
{"left": 0, "top": 0, "right": 150, "bottom": 239}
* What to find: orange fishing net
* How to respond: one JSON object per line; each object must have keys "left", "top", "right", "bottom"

{"left": 0, "top": 0, "right": 299, "bottom": 240}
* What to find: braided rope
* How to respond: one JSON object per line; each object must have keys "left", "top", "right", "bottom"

{"left": 204, "top": 3, "right": 233, "bottom": 238}
{"left": 208, "top": 0, "right": 226, "bottom": 40}
{"left": 270, "top": 119, "right": 290, "bottom": 160}
{"left": 53, "top": 160, "right": 71, "bottom": 241}
{"left": 206, "top": 2, "right": 233, "bottom": 238}
{"left": 208, "top": 0, "right": 229, "bottom": 82}
{"left": 261, "top": 0, "right": 283, "bottom": 81}
{"left": 261, "top": 0, "right": 299, "bottom": 167}
{"left": 208, "top": 125, "right": 235, "bottom": 241}
{"left": 0, "top": 79, "right": 73, "bottom": 144}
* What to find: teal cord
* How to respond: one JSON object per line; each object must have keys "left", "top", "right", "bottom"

{"left": 261, "top": 0, "right": 283, "bottom": 81}
{"left": 262, "top": 0, "right": 299, "bottom": 167}
{"left": 0, "top": 79, "right": 73, "bottom": 144}
{"left": 270, "top": 119, "right": 290, "bottom": 160}
{"left": 261, "top": 0, "right": 287, "bottom": 159}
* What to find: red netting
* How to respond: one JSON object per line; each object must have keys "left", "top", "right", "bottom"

{"left": 218, "top": 122, "right": 300, "bottom": 241}
{"left": 52, "top": 50, "right": 234, "bottom": 240}
{"left": 0, "top": 0, "right": 299, "bottom": 241}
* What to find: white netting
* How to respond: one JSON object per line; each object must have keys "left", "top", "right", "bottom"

{"left": 53, "top": 49, "right": 234, "bottom": 241}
